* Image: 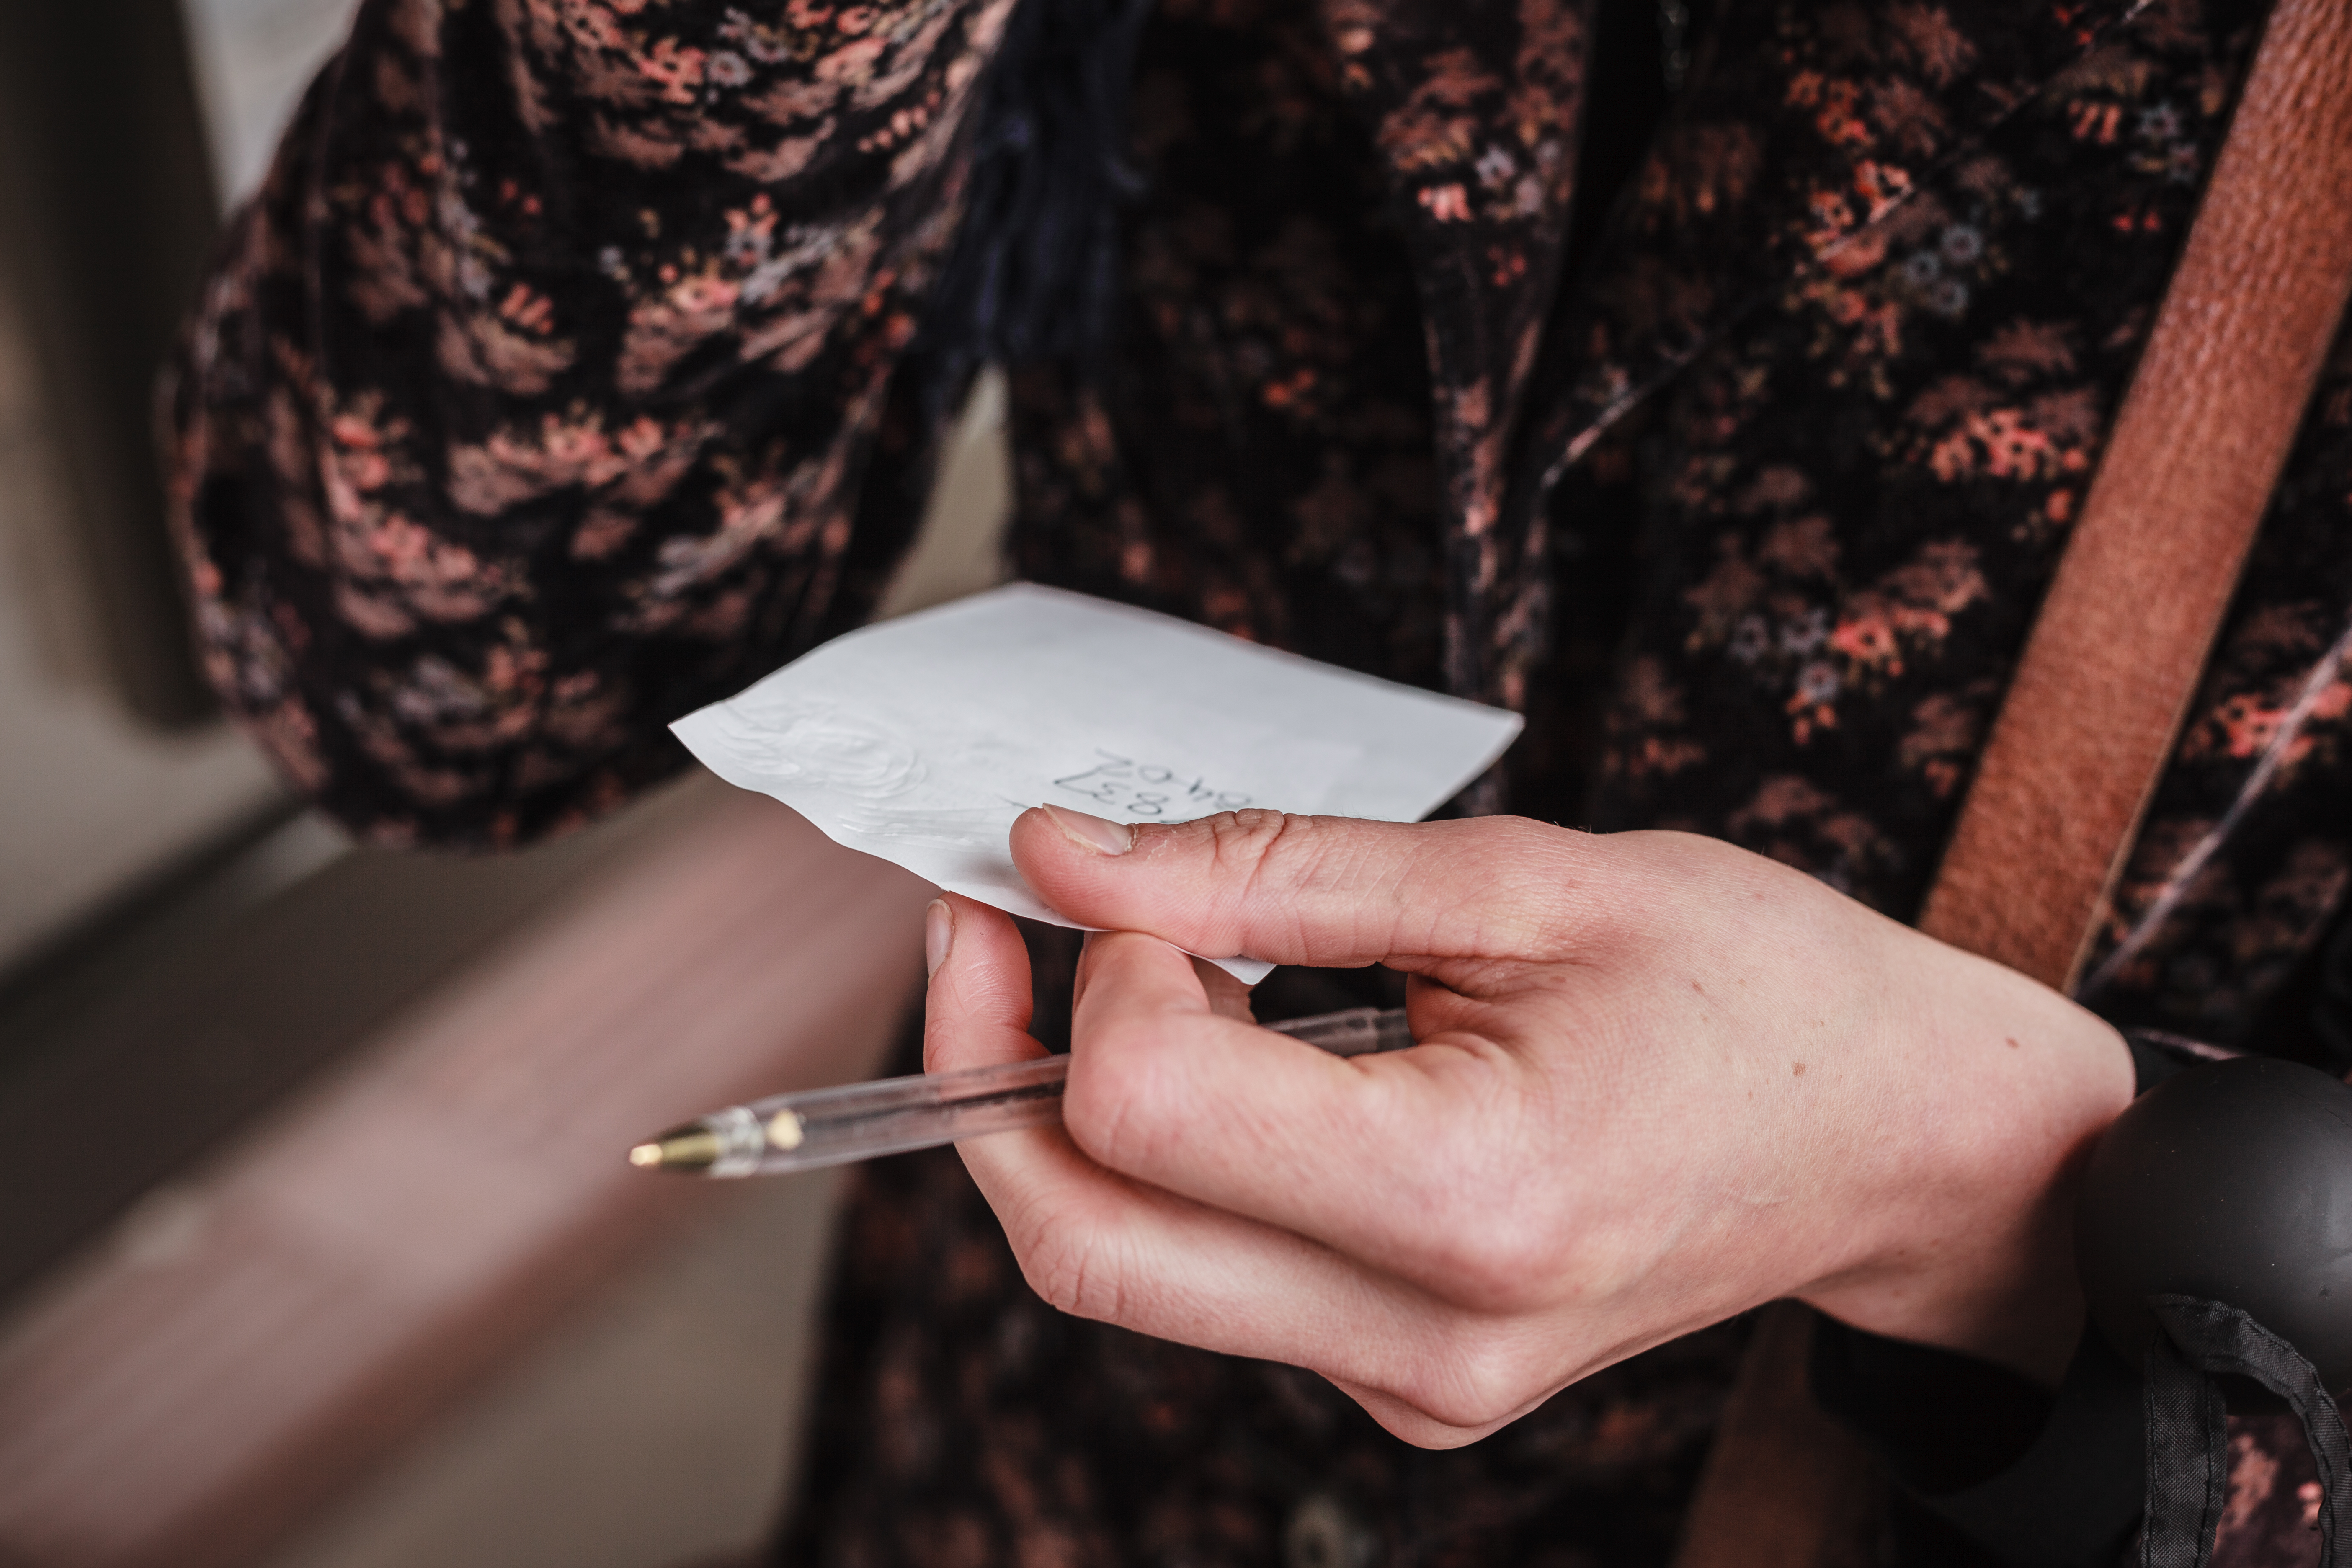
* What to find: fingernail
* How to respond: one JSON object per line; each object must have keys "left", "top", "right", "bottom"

{"left": 1041, "top": 802, "right": 1133, "bottom": 855}
{"left": 925, "top": 898, "right": 954, "bottom": 977}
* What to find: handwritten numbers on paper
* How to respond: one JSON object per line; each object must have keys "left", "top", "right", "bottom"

{"left": 1051, "top": 752, "right": 1251, "bottom": 819}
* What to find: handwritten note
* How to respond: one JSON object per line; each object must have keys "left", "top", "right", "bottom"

{"left": 1051, "top": 752, "right": 1254, "bottom": 818}
{"left": 671, "top": 584, "right": 1522, "bottom": 981}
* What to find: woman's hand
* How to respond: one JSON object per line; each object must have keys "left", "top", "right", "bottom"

{"left": 922, "top": 805, "right": 2134, "bottom": 1449}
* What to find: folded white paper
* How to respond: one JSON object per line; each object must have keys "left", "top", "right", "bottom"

{"left": 671, "top": 583, "right": 1523, "bottom": 982}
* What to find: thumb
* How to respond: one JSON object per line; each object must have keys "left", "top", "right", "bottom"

{"left": 1012, "top": 805, "right": 1605, "bottom": 967}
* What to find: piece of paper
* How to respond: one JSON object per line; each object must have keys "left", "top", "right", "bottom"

{"left": 672, "top": 583, "right": 1523, "bottom": 982}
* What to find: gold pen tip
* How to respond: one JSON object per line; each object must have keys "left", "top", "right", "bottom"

{"left": 626, "top": 1124, "right": 723, "bottom": 1173}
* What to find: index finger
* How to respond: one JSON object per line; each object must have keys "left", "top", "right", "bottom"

{"left": 1015, "top": 806, "right": 1618, "bottom": 970}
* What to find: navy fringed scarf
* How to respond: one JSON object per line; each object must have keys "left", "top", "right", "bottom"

{"left": 911, "top": 0, "right": 1158, "bottom": 407}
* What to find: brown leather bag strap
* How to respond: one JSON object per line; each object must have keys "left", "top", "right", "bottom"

{"left": 1672, "top": 0, "right": 2352, "bottom": 1560}
{"left": 1917, "top": 0, "right": 2352, "bottom": 991}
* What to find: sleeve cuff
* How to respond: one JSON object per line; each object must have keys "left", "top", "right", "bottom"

{"left": 1812, "top": 1315, "right": 2145, "bottom": 1568}
{"left": 1801, "top": 1030, "right": 2212, "bottom": 1567}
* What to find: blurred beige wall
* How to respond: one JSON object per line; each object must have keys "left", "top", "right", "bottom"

{"left": 181, "top": 0, "right": 363, "bottom": 201}
{"left": 0, "top": 0, "right": 358, "bottom": 971}
{"left": 0, "top": 274, "right": 285, "bottom": 969}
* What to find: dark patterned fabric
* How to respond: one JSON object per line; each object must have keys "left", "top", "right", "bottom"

{"left": 785, "top": 1118, "right": 1746, "bottom": 1568}
{"left": 162, "top": 0, "right": 2352, "bottom": 1558}
{"left": 2138, "top": 1298, "right": 2352, "bottom": 1568}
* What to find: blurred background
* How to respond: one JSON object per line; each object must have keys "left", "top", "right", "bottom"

{"left": 0, "top": 5, "right": 1010, "bottom": 1563}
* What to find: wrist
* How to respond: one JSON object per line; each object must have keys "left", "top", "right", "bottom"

{"left": 1802, "top": 936, "right": 2135, "bottom": 1385}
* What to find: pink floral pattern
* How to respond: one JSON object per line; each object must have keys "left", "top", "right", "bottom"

{"left": 165, "top": 0, "right": 2352, "bottom": 1557}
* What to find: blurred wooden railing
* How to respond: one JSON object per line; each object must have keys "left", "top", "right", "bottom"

{"left": 0, "top": 782, "right": 928, "bottom": 1568}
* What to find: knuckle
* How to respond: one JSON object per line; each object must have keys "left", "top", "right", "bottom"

{"left": 1201, "top": 809, "right": 1309, "bottom": 886}
{"left": 1060, "top": 1028, "right": 1164, "bottom": 1171}
{"left": 1400, "top": 1115, "right": 1564, "bottom": 1314}
{"left": 1397, "top": 1339, "right": 1536, "bottom": 1432}
{"left": 1427, "top": 1219, "right": 1554, "bottom": 1314}
{"left": 1421, "top": 818, "right": 1590, "bottom": 957}
{"left": 1195, "top": 808, "right": 1328, "bottom": 947}
{"left": 1397, "top": 1415, "right": 1489, "bottom": 1451}
{"left": 1189, "top": 807, "right": 1283, "bottom": 863}
{"left": 1207, "top": 806, "right": 1293, "bottom": 842}
{"left": 1018, "top": 1213, "right": 1126, "bottom": 1323}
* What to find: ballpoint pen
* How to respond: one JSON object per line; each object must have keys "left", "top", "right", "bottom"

{"left": 627, "top": 1005, "right": 1415, "bottom": 1178}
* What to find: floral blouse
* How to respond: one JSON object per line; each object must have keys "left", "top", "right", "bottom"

{"left": 163, "top": 0, "right": 2352, "bottom": 1559}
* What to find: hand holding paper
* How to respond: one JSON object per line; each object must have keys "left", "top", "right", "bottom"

{"left": 673, "top": 582, "right": 2128, "bottom": 1449}
{"left": 927, "top": 809, "right": 2133, "bottom": 1448}
{"left": 672, "top": 584, "right": 1522, "bottom": 977}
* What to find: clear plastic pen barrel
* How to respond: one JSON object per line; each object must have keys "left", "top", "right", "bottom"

{"left": 701, "top": 1056, "right": 1073, "bottom": 1177}
{"left": 645, "top": 1004, "right": 1412, "bottom": 1178}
